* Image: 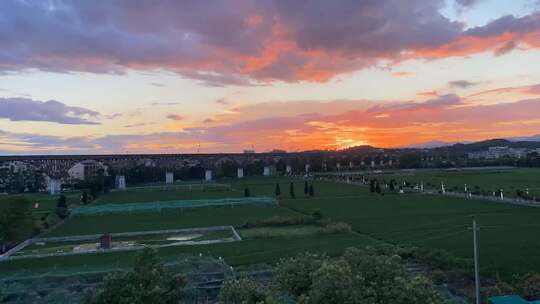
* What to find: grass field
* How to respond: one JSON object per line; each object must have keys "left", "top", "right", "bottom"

{"left": 379, "top": 168, "right": 540, "bottom": 198}
{"left": 0, "top": 191, "right": 82, "bottom": 213}
{"left": 4, "top": 170, "right": 540, "bottom": 280}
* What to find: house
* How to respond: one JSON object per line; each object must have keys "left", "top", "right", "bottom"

{"left": 68, "top": 160, "right": 107, "bottom": 181}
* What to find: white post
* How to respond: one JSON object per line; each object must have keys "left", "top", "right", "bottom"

{"left": 500, "top": 189, "right": 504, "bottom": 200}
{"left": 441, "top": 182, "right": 446, "bottom": 194}
{"left": 165, "top": 172, "right": 174, "bottom": 184}
{"left": 205, "top": 170, "right": 213, "bottom": 182}
{"left": 286, "top": 165, "right": 292, "bottom": 174}
{"left": 237, "top": 168, "right": 244, "bottom": 179}
{"left": 464, "top": 184, "right": 468, "bottom": 193}
{"left": 473, "top": 218, "right": 480, "bottom": 304}
{"left": 420, "top": 182, "right": 424, "bottom": 192}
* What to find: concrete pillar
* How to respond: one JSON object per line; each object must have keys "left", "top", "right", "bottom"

{"left": 165, "top": 172, "right": 174, "bottom": 184}
{"left": 263, "top": 166, "right": 271, "bottom": 176}
{"left": 116, "top": 175, "right": 126, "bottom": 190}
{"left": 237, "top": 168, "right": 244, "bottom": 179}
{"left": 48, "top": 179, "right": 61, "bottom": 195}
{"left": 205, "top": 170, "right": 213, "bottom": 182}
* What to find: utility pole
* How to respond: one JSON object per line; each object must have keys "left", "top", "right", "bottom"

{"left": 473, "top": 217, "right": 480, "bottom": 304}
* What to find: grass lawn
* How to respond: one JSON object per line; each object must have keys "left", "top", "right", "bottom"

{"left": 0, "top": 233, "right": 379, "bottom": 277}
{"left": 46, "top": 204, "right": 298, "bottom": 237}
{"left": 381, "top": 168, "right": 540, "bottom": 198}
{"left": 6, "top": 173, "right": 540, "bottom": 280}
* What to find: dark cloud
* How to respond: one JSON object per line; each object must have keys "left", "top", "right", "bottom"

{"left": 148, "top": 82, "right": 166, "bottom": 87}
{"left": 448, "top": 80, "right": 479, "bottom": 89}
{"left": 124, "top": 123, "right": 148, "bottom": 128}
{"left": 0, "top": 97, "right": 100, "bottom": 124}
{"left": 151, "top": 102, "right": 181, "bottom": 106}
{"left": 494, "top": 40, "right": 517, "bottom": 56}
{"left": 0, "top": 1, "right": 539, "bottom": 83}
{"left": 105, "top": 113, "right": 122, "bottom": 119}
{"left": 166, "top": 114, "right": 184, "bottom": 121}
{"left": 455, "top": 0, "right": 481, "bottom": 7}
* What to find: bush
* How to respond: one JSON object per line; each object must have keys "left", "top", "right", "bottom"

{"left": 219, "top": 276, "right": 269, "bottom": 304}
{"left": 430, "top": 269, "right": 447, "bottom": 285}
{"left": 242, "top": 215, "right": 314, "bottom": 228}
{"left": 522, "top": 273, "right": 540, "bottom": 300}
{"left": 319, "top": 222, "right": 352, "bottom": 235}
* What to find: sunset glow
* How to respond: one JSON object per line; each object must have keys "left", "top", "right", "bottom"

{"left": 1, "top": 0, "right": 540, "bottom": 154}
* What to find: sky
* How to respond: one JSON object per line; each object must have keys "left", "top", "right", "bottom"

{"left": 1, "top": 0, "right": 540, "bottom": 154}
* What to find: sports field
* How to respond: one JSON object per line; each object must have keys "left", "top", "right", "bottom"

{"left": 3, "top": 170, "right": 540, "bottom": 280}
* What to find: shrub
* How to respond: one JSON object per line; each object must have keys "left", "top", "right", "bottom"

{"left": 430, "top": 269, "right": 446, "bottom": 285}
{"left": 319, "top": 222, "right": 352, "bottom": 234}
{"left": 242, "top": 215, "right": 314, "bottom": 228}
{"left": 522, "top": 273, "right": 540, "bottom": 300}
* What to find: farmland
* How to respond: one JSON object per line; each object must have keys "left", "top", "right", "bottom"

{"left": 377, "top": 167, "right": 540, "bottom": 198}
{"left": 2, "top": 169, "right": 540, "bottom": 280}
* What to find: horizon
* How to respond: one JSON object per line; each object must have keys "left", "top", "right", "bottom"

{"left": 2, "top": 0, "right": 540, "bottom": 154}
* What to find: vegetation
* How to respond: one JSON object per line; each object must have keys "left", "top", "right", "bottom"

{"left": 222, "top": 248, "right": 442, "bottom": 304}
{"left": 0, "top": 197, "right": 35, "bottom": 244}
{"left": 55, "top": 195, "right": 69, "bottom": 219}
{"left": 87, "top": 248, "right": 186, "bottom": 304}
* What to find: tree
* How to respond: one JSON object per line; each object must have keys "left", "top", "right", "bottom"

{"left": 56, "top": 195, "right": 69, "bottom": 219}
{"left": 275, "top": 253, "right": 326, "bottom": 298}
{"left": 309, "top": 184, "right": 315, "bottom": 197}
{"left": 90, "top": 248, "right": 185, "bottom": 304}
{"left": 275, "top": 183, "right": 281, "bottom": 198}
{"left": 219, "top": 276, "right": 273, "bottom": 304}
{"left": 304, "top": 181, "right": 309, "bottom": 197}
{"left": 81, "top": 191, "right": 89, "bottom": 205}
{"left": 277, "top": 248, "right": 441, "bottom": 304}
{"left": 290, "top": 182, "right": 296, "bottom": 199}
{"left": 244, "top": 187, "right": 251, "bottom": 197}
{"left": 370, "top": 179, "right": 376, "bottom": 193}
{"left": 0, "top": 197, "right": 35, "bottom": 243}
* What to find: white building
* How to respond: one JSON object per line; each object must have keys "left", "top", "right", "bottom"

{"left": 68, "top": 160, "right": 107, "bottom": 181}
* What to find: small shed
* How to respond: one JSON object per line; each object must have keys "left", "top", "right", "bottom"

{"left": 99, "top": 234, "right": 112, "bottom": 249}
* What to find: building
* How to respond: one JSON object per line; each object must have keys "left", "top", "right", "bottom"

{"left": 68, "top": 160, "right": 107, "bottom": 181}
{"left": 468, "top": 146, "right": 529, "bottom": 160}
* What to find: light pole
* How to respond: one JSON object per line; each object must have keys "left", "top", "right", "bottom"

{"left": 472, "top": 217, "right": 480, "bottom": 304}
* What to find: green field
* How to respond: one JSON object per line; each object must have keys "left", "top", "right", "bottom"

{"left": 4, "top": 171, "right": 540, "bottom": 280}
{"left": 379, "top": 168, "right": 540, "bottom": 198}
{"left": 0, "top": 191, "right": 82, "bottom": 213}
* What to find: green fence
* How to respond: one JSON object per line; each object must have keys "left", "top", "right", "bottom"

{"left": 71, "top": 197, "right": 276, "bottom": 216}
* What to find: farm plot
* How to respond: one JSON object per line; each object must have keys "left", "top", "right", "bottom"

{"left": 9, "top": 226, "right": 240, "bottom": 259}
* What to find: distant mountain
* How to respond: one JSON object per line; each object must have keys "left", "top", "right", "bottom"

{"left": 401, "top": 140, "right": 459, "bottom": 149}
{"left": 339, "top": 137, "right": 540, "bottom": 156}
{"left": 509, "top": 134, "right": 540, "bottom": 142}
